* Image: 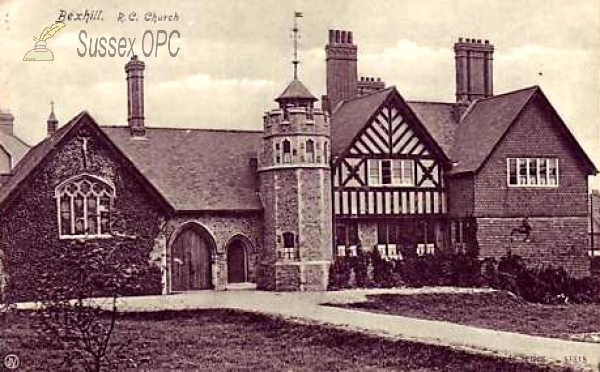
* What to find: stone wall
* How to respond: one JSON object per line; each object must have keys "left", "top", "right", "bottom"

{"left": 0, "top": 120, "right": 165, "bottom": 301}
{"left": 164, "top": 213, "right": 263, "bottom": 292}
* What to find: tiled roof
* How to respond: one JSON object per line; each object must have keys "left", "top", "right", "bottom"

{"left": 449, "top": 86, "right": 596, "bottom": 175}
{"left": 407, "top": 101, "right": 458, "bottom": 156}
{"left": 275, "top": 79, "right": 317, "bottom": 103}
{"left": 102, "top": 126, "right": 264, "bottom": 212}
{"left": 0, "top": 129, "right": 30, "bottom": 170}
{"left": 330, "top": 87, "right": 394, "bottom": 158}
{"left": 449, "top": 87, "right": 538, "bottom": 174}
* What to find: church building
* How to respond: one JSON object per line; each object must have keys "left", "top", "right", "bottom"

{"left": 0, "top": 29, "right": 596, "bottom": 300}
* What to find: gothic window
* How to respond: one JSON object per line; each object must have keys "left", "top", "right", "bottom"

{"left": 306, "top": 139, "right": 315, "bottom": 163}
{"left": 282, "top": 140, "right": 291, "bottom": 163}
{"left": 55, "top": 174, "right": 115, "bottom": 239}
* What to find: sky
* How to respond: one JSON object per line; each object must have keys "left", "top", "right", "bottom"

{"left": 1, "top": 0, "right": 599, "bottom": 187}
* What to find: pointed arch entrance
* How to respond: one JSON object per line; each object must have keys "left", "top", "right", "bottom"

{"left": 170, "top": 223, "right": 215, "bottom": 291}
{"left": 226, "top": 236, "right": 250, "bottom": 284}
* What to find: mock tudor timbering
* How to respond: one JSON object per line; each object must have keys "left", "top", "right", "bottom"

{"left": 0, "top": 28, "right": 596, "bottom": 300}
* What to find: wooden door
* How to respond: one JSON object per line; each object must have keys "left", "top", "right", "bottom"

{"left": 171, "top": 227, "right": 213, "bottom": 291}
{"left": 227, "top": 241, "right": 247, "bottom": 283}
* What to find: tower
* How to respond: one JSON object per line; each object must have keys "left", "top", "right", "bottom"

{"left": 258, "top": 79, "right": 333, "bottom": 291}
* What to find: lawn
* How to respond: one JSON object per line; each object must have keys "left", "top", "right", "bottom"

{"left": 336, "top": 291, "right": 600, "bottom": 342}
{"left": 0, "top": 309, "right": 576, "bottom": 372}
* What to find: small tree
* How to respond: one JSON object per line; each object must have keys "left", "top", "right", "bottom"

{"left": 35, "top": 237, "right": 155, "bottom": 372}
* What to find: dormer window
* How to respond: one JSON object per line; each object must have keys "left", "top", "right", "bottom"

{"left": 55, "top": 174, "right": 115, "bottom": 239}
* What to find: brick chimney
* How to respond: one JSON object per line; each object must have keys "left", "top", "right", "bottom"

{"left": 454, "top": 38, "right": 494, "bottom": 113}
{"left": 0, "top": 110, "right": 14, "bottom": 135}
{"left": 125, "top": 55, "right": 145, "bottom": 137}
{"left": 325, "top": 30, "right": 358, "bottom": 112}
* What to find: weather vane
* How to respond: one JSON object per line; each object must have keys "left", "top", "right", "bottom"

{"left": 292, "top": 11, "right": 303, "bottom": 79}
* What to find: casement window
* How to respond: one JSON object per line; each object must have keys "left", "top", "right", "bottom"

{"left": 335, "top": 221, "right": 359, "bottom": 257}
{"left": 279, "top": 232, "right": 297, "bottom": 260}
{"left": 368, "top": 159, "right": 414, "bottom": 187}
{"left": 507, "top": 158, "right": 559, "bottom": 187}
{"left": 282, "top": 140, "right": 292, "bottom": 164}
{"left": 55, "top": 174, "right": 114, "bottom": 239}
{"left": 376, "top": 222, "right": 402, "bottom": 259}
{"left": 323, "top": 141, "right": 328, "bottom": 164}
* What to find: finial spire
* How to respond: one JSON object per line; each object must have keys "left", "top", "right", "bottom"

{"left": 47, "top": 99, "right": 59, "bottom": 136}
{"left": 292, "top": 11, "right": 303, "bottom": 79}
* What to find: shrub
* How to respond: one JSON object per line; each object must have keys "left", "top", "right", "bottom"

{"left": 489, "top": 252, "right": 600, "bottom": 304}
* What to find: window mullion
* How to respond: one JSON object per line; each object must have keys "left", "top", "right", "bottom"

{"left": 97, "top": 196, "right": 101, "bottom": 235}
{"left": 83, "top": 195, "right": 88, "bottom": 235}
{"left": 69, "top": 196, "right": 75, "bottom": 235}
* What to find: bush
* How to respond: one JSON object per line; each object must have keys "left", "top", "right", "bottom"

{"left": 488, "top": 252, "right": 600, "bottom": 304}
{"left": 328, "top": 247, "right": 483, "bottom": 290}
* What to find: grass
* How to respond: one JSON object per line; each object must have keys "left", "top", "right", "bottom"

{"left": 337, "top": 291, "right": 600, "bottom": 340}
{"left": 0, "top": 308, "right": 577, "bottom": 372}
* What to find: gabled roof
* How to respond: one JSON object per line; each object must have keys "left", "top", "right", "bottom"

{"left": 449, "top": 86, "right": 597, "bottom": 175}
{"left": 0, "top": 112, "right": 172, "bottom": 213}
{"left": 275, "top": 79, "right": 317, "bottom": 103}
{"left": 0, "top": 129, "right": 30, "bottom": 170}
{"left": 407, "top": 101, "right": 458, "bottom": 156}
{"left": 330, "top": 87, "right": 450, "bottom": 165}
{"left": 102, "top": 127, "right": 264, "bottom": 212}
{"left": 330, "top": 87, "right": 395, "bottom": 158}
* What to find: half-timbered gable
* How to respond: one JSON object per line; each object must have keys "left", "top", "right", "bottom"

{"left": 332, "top": 88, "right": 449, "bottom": 218}
{"left": 331, "top": 88, "right": 451, "bottom": 258}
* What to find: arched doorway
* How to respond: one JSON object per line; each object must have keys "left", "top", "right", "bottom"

{"left": 171, "top": 224, "right": 214, "bottom": 291}
{"left": 227, "top": 239, "right": 248, "bottom": 284}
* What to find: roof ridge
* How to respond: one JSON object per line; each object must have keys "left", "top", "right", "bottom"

{"left": 475, "top": 85, "right": 539, "bottom": 103}
{"left": 101, "top": 125, "right": 263, "bottom": 133}
{"left": 339, "top": 86, "right": 395, "bottom": 105}
{"left": 407, "top": 100, "right": 455, "bottom": 106}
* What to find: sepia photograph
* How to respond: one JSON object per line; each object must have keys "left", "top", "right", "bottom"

{"left": 0, "top": 0, "right": 599, "bottom": 371}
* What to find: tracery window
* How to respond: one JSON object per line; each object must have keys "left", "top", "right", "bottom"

{"left": 55, "top": 174, "right": 115, "bottom": 238}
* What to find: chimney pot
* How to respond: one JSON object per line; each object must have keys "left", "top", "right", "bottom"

{"left": 341, "top": 30, "right": 347, "bottom": 43}
{"left": 484, "top": 39, "right": 489, "bottom": 44}
{"left": 459, "top": 37, "right": 463, "bottom": 42}
{"left": 329, "top": 30, "right": 335, "bottom": 43}
{"left": 348, "top": 31, "right": 353, "bottom": 44}
{"left": 335, "top": 30, "right": 340, "bottom": 43}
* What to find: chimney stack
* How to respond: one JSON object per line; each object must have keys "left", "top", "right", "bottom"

{"left": 125, "top": 55, "right": 145, "bottom": 137}
{"left": 454, "top": 38, "right": 494, "bottom": 114}
{"left": 0, "top": 110, "right": 14, "bottom": 136}
{"left": 47, "top": 101, "right": 58, "bottom": 136}
{"left": 325, "top": 29, "right": 358, "bottom": 112}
